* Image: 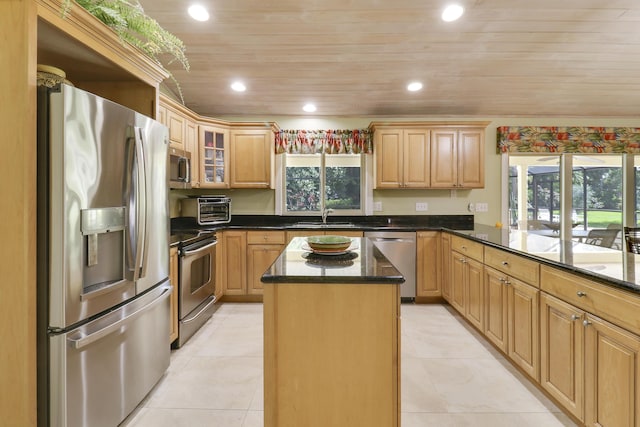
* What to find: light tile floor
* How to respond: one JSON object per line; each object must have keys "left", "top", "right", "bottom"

{"left": 121, "top": 303, "right": 576, "bottom": 427}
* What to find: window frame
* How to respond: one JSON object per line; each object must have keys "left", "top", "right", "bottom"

{"left": 503, "top": 153, "right": 639, "bottom": 242}
{"left": 280, "top": 152, "right": 366, "bottom": 216}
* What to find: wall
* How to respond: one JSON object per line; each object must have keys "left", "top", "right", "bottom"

{"left": 181, "top": 116, "right": 640, "bottom": 225}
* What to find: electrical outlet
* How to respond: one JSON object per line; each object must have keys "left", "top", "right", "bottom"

{"left": 373, "top": 201, "right": 383, "bottom": 211}
{"left": 468, "top": 203, "right": 475, "bottom": 212}
{"left": 415, "top": 202, "right": 428, "bottom": 211}
{"left": 476, "top": 202, "right": 489, "bottom": 212}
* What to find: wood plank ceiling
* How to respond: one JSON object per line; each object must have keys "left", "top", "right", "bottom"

{"left": 139, "top": 0, "right": 640, "bottom": 118}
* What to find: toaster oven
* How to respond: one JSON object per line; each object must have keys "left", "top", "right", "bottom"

{"left": 181, "top": 196, "right": 231, "bottom": 225}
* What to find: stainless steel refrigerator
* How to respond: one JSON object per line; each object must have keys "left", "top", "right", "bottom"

{"left": 37, "top": 84, "right": 171, "bottom": 427}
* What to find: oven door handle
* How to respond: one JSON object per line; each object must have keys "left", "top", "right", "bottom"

{"left": 182, "top": 240, "right": 218, "bottom": 256}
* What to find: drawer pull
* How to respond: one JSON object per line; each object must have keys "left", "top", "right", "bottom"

{"left": 577, "top": 291, "right": 587, "bottom": 297}
{"left": 583, "top": 319, "right": 592, "bottom": 327}
{"left": 571, "top": 314, "right": 580, "bottom": 321}
{"left": 461, "top": 245, "right": 467, "bottom": 250}
{"left": 501, "top": 261, "right": 509, "bottom": 266}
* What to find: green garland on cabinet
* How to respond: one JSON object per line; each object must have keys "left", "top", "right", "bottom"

{"left": 62, "top": 0, "right": 189, "bottom": 103}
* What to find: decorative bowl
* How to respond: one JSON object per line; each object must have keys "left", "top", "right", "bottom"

{"left": 306, "top": 235, "right": 352, "bottom": 252}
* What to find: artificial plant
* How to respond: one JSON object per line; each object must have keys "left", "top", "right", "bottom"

{"left": 63, "top": 0, "right": 190, "bottom": 103}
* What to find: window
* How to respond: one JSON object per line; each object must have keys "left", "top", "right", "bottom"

{"left": 507, "top": 154, "right": 637, "bottom": 250}
{"left": 283, "top": 153, "right": 363, "bottom": 215}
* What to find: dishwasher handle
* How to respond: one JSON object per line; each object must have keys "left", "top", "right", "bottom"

{"left": 369, "top": 237, "right": 415, "bottom": 243}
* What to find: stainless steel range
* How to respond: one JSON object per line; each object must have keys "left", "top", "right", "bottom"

{"left": 172, "top": 230, "right": 219, "bottom": 347}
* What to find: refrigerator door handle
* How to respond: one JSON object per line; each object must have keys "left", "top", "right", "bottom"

{"left": 67, "top": 285, "right": 171, "bottom": 350}
{"left": 133, "top": 127, "right": 148, "bottom": 281}
{"left": 134, "top": 126, "right": 149, "bottom": 279}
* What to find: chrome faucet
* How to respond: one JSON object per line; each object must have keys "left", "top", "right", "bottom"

{"left": 322, "top": 207, "right": 334, "bottom": 224}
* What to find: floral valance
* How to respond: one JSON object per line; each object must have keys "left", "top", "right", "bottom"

{"left": 275, "top": 129, "right": 373, "bottom": 155}
{"left": 497, "top": 126, "right": 640, "bottom": 154}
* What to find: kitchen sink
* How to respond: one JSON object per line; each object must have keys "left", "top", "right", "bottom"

{"left": 290, "top": 221, "right": 356, "bottom": 229}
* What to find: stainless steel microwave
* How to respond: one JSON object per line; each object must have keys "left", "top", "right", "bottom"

{"left": 181, "top": 196, "right": 231, "bottom": 225}
{"left": 169, "top": 148, "right": 191, "bottom": 189}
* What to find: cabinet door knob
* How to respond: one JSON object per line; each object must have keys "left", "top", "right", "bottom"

{"left": 577, "top": 291, "right": 587, "bottom": 297}
{"left": 583, "top": 319, "right": 592, "bottom": 327}
{"left": 570, "top": 314, "right": 580, "bottom": 321}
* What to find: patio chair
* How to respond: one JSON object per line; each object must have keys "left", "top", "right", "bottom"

{"left": 584, "top": 229, "right": 619, "bottom": 248}
{"left": 623, "top": 227, "right": 640, "bottom": 254}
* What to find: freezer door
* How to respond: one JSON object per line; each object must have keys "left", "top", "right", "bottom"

{"left": 48, "top": 282, "right": 171, "bottom": 427}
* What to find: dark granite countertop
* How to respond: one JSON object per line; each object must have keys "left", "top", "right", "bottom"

{"left": 170, "top": 215, "right": 640, "bottom": 294}
{"left": 261, "top": 237, "right": 405, "bottom": 284}
{"left": 447, "top": 224, "right": 640, "bottom": 294}
{"left": 172, "top": 214, "right": 475, "bottom": 232}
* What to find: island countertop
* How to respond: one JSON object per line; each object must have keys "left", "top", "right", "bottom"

{"left": 261, "top": 237, "right": 405, "bottom": 284}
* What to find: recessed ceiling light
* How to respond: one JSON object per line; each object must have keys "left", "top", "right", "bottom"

{"left": 407, "top": 82, "right": 423, "bottom": 92}
{"left": 188, "top": 5, "right": 210, "bottom": 21}
{"left": 231, "top": 81, "right": 246, "bottom": 92}
{"left": 442, "top": 4, "right": 464, "bottom": 22}
{"left": 303, "top": 103, "right": 317, "bottom": 113}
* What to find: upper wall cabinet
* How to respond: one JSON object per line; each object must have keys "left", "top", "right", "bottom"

{"left": 370, "top": 122, "right": 488, "bottom": 190}
{"left": 199, "top": 124, "right": 229, "bottom": 188}
{"left": 431, "top": 128, "right": 485, "bottom": 189}
{"left": 229, "top": 126, "right": 276, "bottom": 189}
{"left": 374, "top": 128, "right": 430, "bottom": 189}
{"left": 159, "top": 95, "right": 198, "bottom": 152}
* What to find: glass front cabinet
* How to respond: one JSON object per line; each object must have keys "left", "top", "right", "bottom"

{"left": 200, "top": 125, "right": 229, "bottom": 188}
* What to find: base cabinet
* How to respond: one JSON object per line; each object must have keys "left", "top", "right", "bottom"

{"left": 540, "top": 293, "right": 585, "bottom": 422}
{"left": 450, "top": 250, "right": 484, "bottom": 330}
{"left": 222, "top": 231, "right": 247, "bottom": 295}
{"left": 416, "top": 231, "right": 440, "bottom": 297}
{"left": 441, "top": 233, "right": 452, "bottom": 301}
{"left": 484, "top": 266, "right": 539, "bottom": 380}
{"left": 247, "top": 231, "right": 286, "bottom": 295}
{"left": 585, "top": 315, "right": 640, "bottom": 427}
{"left": 222, "top": 230, "right": 285, "bottom": 297}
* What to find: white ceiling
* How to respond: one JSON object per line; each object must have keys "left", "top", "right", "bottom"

{"left": 139, "top": 0, "right": 640, "bottom": 118}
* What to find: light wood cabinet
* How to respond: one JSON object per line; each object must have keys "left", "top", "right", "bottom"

{"left": 540, "top": 293, "right": 585, "bottom": 422}
{"left": 247, "top": 231, "right": 286, "bottom": 295}
{"left": 450, "top": 249, "right": 484, "bottom": 330}
{"left": 449, "top": 235, "right": 484, "bottom": 329}
{"left": 221, "top": 230, "right": 285, "bottom": 297}
{"left": 483, "top": 247, "right": 540, "bottom": 380}
{"left": 464, "top": 257, "right": 484, "bottom": 331}
{"left": 185, "top": 119, "right": 199, "bottom": 187}
{"left": 430, "top": 128, "right": 485, "bottom": 189}
{"left": 222, "top": 231, "right": 247, "bottom": 295}
{"left": 441, "top": 233, "right": 452, "bottom": 302}
{"left": 416, "top": 231, "right": 440, "bottom": 297}
{"left": 482, "top": 275, "right": 540, "bottom": 380}
{"left": 584, "top": 314, "right": 640, "bottom": 427}
{"left": 230, "top": 128, "right": 274, "bottom": 188}
{"left": 507, "top": 277, "right": 539, "bottom": 380}
{"left": 264, "top": 281, "right": 400, "bottom": 427}
{"left": 166, "top": 108, "right": 186, "bottom": 150}
{"left": 169, "top": 247, "right": 179, "bottom": 344}
{"left": 200, "top": 124, "right": 229, "bottom": 188}
{"left": 374, "top": 128, "right": 430, "bottom": 188}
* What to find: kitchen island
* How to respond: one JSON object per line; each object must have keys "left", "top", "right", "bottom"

{"left": 261, "top": 237, "right": 404, "bottom": 427}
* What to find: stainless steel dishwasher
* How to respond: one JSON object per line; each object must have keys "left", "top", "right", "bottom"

{"left": 365, "top": 232, "right": 416, "bottom": 301}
